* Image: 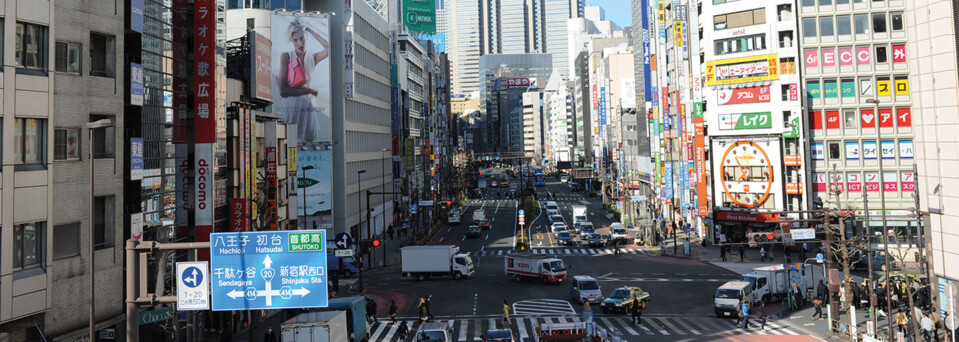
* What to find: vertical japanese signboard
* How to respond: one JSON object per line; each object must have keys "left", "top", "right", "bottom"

{"left": 130, "top": 63, "right": 144, "bottom": 106}
{"left": 131, "top": 138, "right": 144, "bottom": 181}
{"left": 195, "top": 0, "right": 216, "bottom": 260}
{"left": 693, "top": 103, "right": 707, "bottom": 216}
{"left": 265, "top": 121, "right": 278, "bottom": 230}
{"left": 287, "top": 124, "right": 298, "bottom": 226}
{"left": 249, "top": 31, "right": 272, "bottom": 102}
{"left": 173, "top": 0, "right": 192, "bottom": 243}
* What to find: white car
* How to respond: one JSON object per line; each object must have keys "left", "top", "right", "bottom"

{"left": 448, "top": 210, "right": 461, "bottom": 224}
{"left": 551, "top": 222, "right": 568, "bottom": 236}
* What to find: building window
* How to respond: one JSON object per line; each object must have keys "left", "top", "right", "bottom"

{"left": 55, "top": 41, "right": 81, "bottom": 74}
{"left": 54, "top": 128, "right": 81, "bottom": 160}
{"left": 837, "top": 0, "right": 849, "bottom": 4}
{"left": 14, "top": 118, "right": 46, "bottom": 164}
{"left": 829, "top": 143, "right": 841, "bottom": 159}
{"left": 15, "top": 22, "right": 47, "bottom": 70}
{"left": 90, "top": 115, "right": 115, "bottom": 158}
{"left": 855, "top": 14, "right": 869, "bottom": 34}
{"left": 13, "top": 222, "right": 44, "bottom": 269}
{"left": 713, "top": 34, "right": 766, "bottom": 55}
{"left": 844, "top": 110, "right": 858, "bottom": 128}
{"left": 53, "top": 223, "right": 81, "bottom": 259}
{"left": 837, "top": 16, "right": 852, "bottom": 35}
{"left": 713, "top": 8, "right": 765, "bottom": 30}
{"left": 90, "top": 33, "right": 116, "bottom": 78}
{"left": 891, "top": 13, "right": 903, "bottom": 31}
{"left": 94, "top": 196, "right": 115, "bottom": 250}
{"left": 802, "top": 0, "right": 815, "bottom": 6}
{"left": 876, "top": 46, "right": 888, "bottom": 63}
{"left": 819, "top": 0, "right": 832, "bottom": 5}
{"left": 820, "top": 17, "right": 835, "bottom": 37}
{"left": 873, "top": 13, "right": 887, "bottom": 33}
{"left": 803, "top": 18, "right": 818, "bottom": 37}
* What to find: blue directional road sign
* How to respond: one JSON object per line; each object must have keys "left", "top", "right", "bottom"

{"left": 411, "top": 204, "right": 418, "bottom": 214}
{"left": 518, "top": 209, "right": 525, "bottom": 216}
{"left": 210, "top": 230, "right": 328, "bottom": 311}
{"left": 334, "top": 232, "right": 353, "bottom": 249}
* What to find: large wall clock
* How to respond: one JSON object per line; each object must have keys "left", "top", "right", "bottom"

{"left": 720, "top": 140, "right": 774, "bottom": 208}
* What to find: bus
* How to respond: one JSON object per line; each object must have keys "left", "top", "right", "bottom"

{"left": 534, "top": 173, "right": 546, "bottom": 187}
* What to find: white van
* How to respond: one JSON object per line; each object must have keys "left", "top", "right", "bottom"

{"left": 714, "top": 281, "right": 754, "bottom": 317}
{"left": 609, "top": 223, "right": 628, "bottom": 242}
{"left": 544, "top": 201, "right": 559, "bottom": 216}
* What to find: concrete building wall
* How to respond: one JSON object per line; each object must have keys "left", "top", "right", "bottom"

{"left": 46, "top": 0, "right": 127, "bottom": 338}
{"left": 906, "top": 0, "right": 959, "bottom": 296}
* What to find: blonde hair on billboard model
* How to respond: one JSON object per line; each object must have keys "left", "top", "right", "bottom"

{"left": 286, "top": 17, "right": 306, "bottom": 42}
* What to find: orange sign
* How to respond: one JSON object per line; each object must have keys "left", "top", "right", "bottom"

{"left": 784, "top": 154, "right": 802, "bottom": 166}
{"left": 785, "top": 182, "right": 804, "bottom": 194}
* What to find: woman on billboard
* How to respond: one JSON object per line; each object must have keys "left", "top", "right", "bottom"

{"left": 276, "top": 16, "right": 330, "bottom": 143}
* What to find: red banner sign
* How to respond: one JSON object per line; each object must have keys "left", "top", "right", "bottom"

{"left": 194, "top": 0, "right": 217, "bottom": 261}
{"left": 717, "top": 211, "right": 780, "bottom": 223}
{"left": 902, "top": 172, "right": 915, "bottom": 192}
{"left": 717, "top": 86, "right": 770, "bottom": 105}
{"left": 826, "top": 111, "right": 840, "bottom": 129}
{"left": 848, "top": 173, "right": 862, "bottom": 192}
{"left": 865, "top": 172, "right": 881, "bottom": 192}
{"left": 230, "top": 199, "right": 250, "bottom": 232}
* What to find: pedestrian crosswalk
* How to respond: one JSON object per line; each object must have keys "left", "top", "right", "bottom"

{"left": 511, "top": 299, "right": 576, "bottom": 316}
{"left": 366, "top": 315, "right": 803, "bottom": 341}
{"left": 467, "top": 248, "right": 651, "bottom": 257}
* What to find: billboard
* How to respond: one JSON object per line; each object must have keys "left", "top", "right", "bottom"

{"left": 271, "top": 14, "right": 332, "bottom": 145}
{"left": 507, "top": 78, "right": 536, "bottom": 88}
{"left": 298, "top": 150, "right": 333, "bottom": 228}
{"left": 705, "top": 54, "right": 779, "bottom": 86}
{"left": 195, "top": 0, "right": 217, "bottom": 260}
{"left": 717, "top": 86, "right": 770, "bottom": 105}
{"left": 250, "top": 31, "right": 272, "bottom": 102}
{"left": 710, "top": 137, "right": 784, "bottom": 210}
{"left": 404, "top": 0, "right": 437, "bottom": 33}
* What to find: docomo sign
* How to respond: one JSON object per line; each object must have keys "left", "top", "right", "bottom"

{"left": 196, "top": 150, "right": 214, "bottom": 220}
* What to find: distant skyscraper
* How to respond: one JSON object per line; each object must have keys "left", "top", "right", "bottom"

{"left": 543, "top": 0, "right": 581, "bottom": 78}
{"left": 500, "top": 0, "right": 528, "bottom": 53}
{"left": 449, "top": 0, "right": 482, "bottom": 95}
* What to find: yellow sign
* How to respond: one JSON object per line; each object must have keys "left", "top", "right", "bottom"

{"left": 705, "top": 54, "right": 780, "bottom": 86}
{"left": 674, "top": 22, "right": 684, "bottom": 47}
{"left": 658, "top": 0, "right": 664, "bottom": 24}
{"left": 895, "top": 78, "right": 909, "bottom": 95}
{"left": 877, "top": 80, "right": 891, "bottom": 96}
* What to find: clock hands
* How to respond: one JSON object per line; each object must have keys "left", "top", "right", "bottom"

{"left": 735, "top": 157, "right": 749, "bottom": 182}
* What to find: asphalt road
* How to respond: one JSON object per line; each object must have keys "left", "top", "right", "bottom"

{"left": 363, "top": 175, "right": 824, "bottom": 341}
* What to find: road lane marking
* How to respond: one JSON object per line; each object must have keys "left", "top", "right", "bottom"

{"left": 457, "top": 320, "right": 468, "bottom": 341}
{"left": 655, "top": 317, "right": 685, "bottom": 335}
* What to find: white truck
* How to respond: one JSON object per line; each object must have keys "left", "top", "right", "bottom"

{"left": 743, "top": 263, "right": 819, "bottom": 304}
{"left": 504, "top": 253, "right": 567, "bottom": 284}
{"left": 572, "top": 205, "right": 587, "bottom": 225}
{"left": 281, "top": 310, "right": 349, "bottom": 342}
{"left": 713, "top": 281, "right": 754, "bottom": 317}
{"left": 478, "top": 178, "right": 488, "bottom": 190}
{"left": 401, "top": 245, "right": 474, "bottom": 280}
{"left": 448, "top": 210, "right": 461, "bottom": 224}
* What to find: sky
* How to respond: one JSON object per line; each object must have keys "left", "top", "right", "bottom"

{"left": 587, "top": 0, "right": 632, "bottom": 30}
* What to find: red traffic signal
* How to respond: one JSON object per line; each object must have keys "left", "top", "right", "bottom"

{"left": 372, "top": 239, "right": 381, "bottom": 247}
{"left": 766, "top": 233, "right": 775, "bottom": 240}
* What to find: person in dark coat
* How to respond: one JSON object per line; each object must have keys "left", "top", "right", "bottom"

{"left": 759, "top": 302, "right": 768, "bottom": 330}
{"left": 720, "top": 245, "right": 727, "bottom": 262}
{"left": 397, "top": 321, "right": 409, "bottom": 340}
{"left": 817, "top": 280, "right": 829, "bottom": 304}
{"left": 629, "top": 298, "right": 643, "bottom": 325}
{"left": 263, "top": 327, "right": 277, "bottom": 342}
{"left": 389, "top": 300, "right": 398, "bottom": 323}
{"left": 739, "top": 245, "right": 746, "bottom": 262}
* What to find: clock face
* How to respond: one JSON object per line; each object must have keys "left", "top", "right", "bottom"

{"left": 719, "top": 140, "right": 775, "bottom": 208}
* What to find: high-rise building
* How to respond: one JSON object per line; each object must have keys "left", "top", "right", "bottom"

{"left": 799, "top": 0, "right": 917, "bottom": 244}
{"left": 905, "top": 0, "right": 958, "bottom": 308}
{"left": 448, "top": 0, "right": 483, "bottom": 95}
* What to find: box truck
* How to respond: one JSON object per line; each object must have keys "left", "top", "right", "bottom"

{"left": 281, "top": 310, "right": 349, "bottom": 342}
{"left": 401, "top": 245, "right": 474, "bottom": 280}
{"left": 504, "top": 253, "right": 567, "bottom": 284}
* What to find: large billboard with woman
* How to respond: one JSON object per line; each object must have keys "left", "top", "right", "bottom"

{"left": 272, "top": 14, "right": 332, "bottom": 143}
{"left": 272, "top": 14, "right": 333, "bottom": 228}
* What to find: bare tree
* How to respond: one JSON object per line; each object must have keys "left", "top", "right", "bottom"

{"left": 883, "top": 227, "right": 929, "bottom": 342}
{"left": 823, "top": 171, "right": 867, "bottom": 335}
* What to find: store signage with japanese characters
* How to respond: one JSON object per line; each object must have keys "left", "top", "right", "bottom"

{"left": 717, "top": 86, "right": 770, "bottom": 105}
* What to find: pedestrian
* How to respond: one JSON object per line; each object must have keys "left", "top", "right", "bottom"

{"left": 768, "top": 246, "right": 774, "bottom": 261}
{"left": 739, "top": 245, "right": 745, "bottom": 262}
{"left": 812, "top": 296, "right": 824, "bottom": 320}
{"left": 629, "top": 298, "right": 643, "bottom": 325}
{"left": 389, "top": 300, "right": 398, "bottom": 323}
{"left": 720, "top": 245, "right": 727, "bottom": 262}
{"left": 417, "top": 297, "right": 430, "bottom": 321}
{"left": 263, "top": 326, "right": 277, "bottom": 342}
{"left": 425, "top": 297, "right": 434, "bottom": 320}
{"left": 369, "top": 298, "right": 379, "bottom": 324}
{"left": 741, "top": 301, "right": 750, "bottom": 329}
{"left": 898, "top": 310, "right": 909, "bottom": 333}
{"left": 735, "top": 299, "right": 744, "bottom": 326}
{"left": 923, "top": 313, "right": 936, "bottom": 342}
{"left": 945, "top": 312, "right": 956, "bottom": 341}
{"left": 760, "top": 246, "right": 767, "bottom": 261}
{"left": 660, "top": 240, "right": 666, "bottom": 256}
{"left": 817, "top": 280, "right": 828, "bottom": 304}
{"left": 397, "top": 321, "right": 409, "bottom": 340}
{"left": 800, "top": 242, "right": 808, "bottom": 260}
{"left": 759, "top": 302, "right": 768, "bottom": 330}
{"left": 388, "top": 224, "right": 395, "bottom": 240}
{"left": 502, "top": 300, "right": 511, "bottom": 327}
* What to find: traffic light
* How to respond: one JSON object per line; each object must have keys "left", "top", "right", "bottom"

{"left": 747, "top": 232, "right": 781, "bottom": 247}
{"left": 372, "top": 239, "right": 381, "bottom": 247}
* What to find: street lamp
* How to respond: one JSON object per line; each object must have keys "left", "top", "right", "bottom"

{"left": 301, "top": 165, "right": 315, "bottom": 229}
{"left": 381, "top": 148, "right": 389, "bottom": 268}
{"left": 865, "top": 98, "right": 893, "bottom": 338}
{"left": 86, "top": 118, "right": 113, "bottom": 340}
{"left": 357, "top": 169, "right": 367, "bottom": 292}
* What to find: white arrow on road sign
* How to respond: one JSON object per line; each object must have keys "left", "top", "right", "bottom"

{"left": 176, "top": 261, "right": 210, "bottom": 310}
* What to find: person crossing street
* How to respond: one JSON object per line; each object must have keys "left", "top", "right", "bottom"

{"left": 740, "top": 301, "right": 750, "bottom": 329}
{"left": 502, "top": 300, "right": 511, "bottom": 327}
{"left": 629, "top": 298, "right": 643, "bottom": 325}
